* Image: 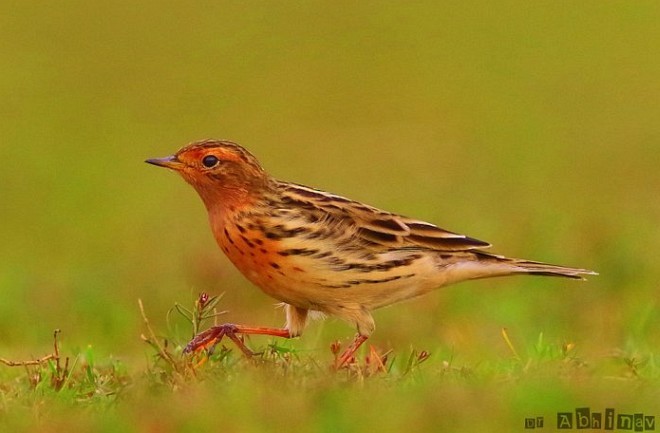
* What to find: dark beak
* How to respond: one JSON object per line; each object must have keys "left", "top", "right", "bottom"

{"left": 145, "top": 155, "right": 184, "bottom": 170}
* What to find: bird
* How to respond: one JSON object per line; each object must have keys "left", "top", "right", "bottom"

{"left": 146, "top": 139, "right": 596, "bottom": 367}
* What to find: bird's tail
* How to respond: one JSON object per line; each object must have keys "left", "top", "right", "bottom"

{"left": 476, "top": 252, "right": 598, "bottom": 280}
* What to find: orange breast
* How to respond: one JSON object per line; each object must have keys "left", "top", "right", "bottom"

{"left": 214, "top": 222, "right": 314, "bottom": 307}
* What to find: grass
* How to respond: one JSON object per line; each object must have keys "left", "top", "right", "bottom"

{"left": 2, "top": 1, "right": 660, "bottom": 431}
{"left": 1, "top": 293, "right": 658, "bottom": 432}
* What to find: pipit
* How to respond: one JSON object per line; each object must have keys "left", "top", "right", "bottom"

{"left": 147, "top": 139, "right": 595, "bottom": 367}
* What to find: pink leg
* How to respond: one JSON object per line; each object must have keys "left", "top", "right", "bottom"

{"left": 334, "top": 334, "right": 369, "bottom": 369}
{"left": 184, "top": 324, "right": 291, "bottom": 356}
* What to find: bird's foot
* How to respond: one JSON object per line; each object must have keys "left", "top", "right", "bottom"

{"left": 333, "top": 334, "right": 369, "bottom": 370}
{"left": 184, "top": 323, "right": 291, "bottom": 357}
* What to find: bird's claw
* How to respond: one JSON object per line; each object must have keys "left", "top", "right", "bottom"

{"left": 184, "top": 324, "right": 235, "bottom": 353}
{"left": 184, "top": 324, "right": 254, "bottom": 357}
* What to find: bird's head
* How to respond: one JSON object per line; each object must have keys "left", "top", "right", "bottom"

{"left": 146, "top": 139, "right": 270, "bottom": 210}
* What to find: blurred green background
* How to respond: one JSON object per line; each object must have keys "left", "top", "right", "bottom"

{"left": 1, "top": 1, "right": 659, "bottom": 431}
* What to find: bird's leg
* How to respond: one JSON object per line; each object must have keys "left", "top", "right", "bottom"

{"left": 334, "top": 334, "right": 369, "bottom": 369}
{"left": 184, "top": 323, "right": 291, "bottom": 356}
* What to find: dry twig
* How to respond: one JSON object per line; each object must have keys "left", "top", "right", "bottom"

{"left": 0, "top": 329, "right": 61, "bottom": 367}
{"left": 138, "top": 298, "right": 179, "bottom": 371}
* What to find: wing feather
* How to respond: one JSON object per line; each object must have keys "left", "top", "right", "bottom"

{"left": 278, "top": 182, "right": 491, "bottom": 252}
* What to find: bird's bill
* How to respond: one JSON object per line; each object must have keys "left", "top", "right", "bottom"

{"left": 145, "top": 155, "right": 184, "bottom": 170}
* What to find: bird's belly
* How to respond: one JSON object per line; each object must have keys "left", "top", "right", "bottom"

{"left": 214, "top": 221, "right": 447, "bottom": 312}
{"left": 250, "top": 250, "right": 443, "bottom": 312}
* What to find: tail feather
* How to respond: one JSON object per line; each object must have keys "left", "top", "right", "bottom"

{"left": 475, "top": 252, "right": 598, "bottom": 280}
{"left": 509, "top": 259, "right": 598, "bottom": 280}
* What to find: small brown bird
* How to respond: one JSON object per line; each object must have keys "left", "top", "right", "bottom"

{"left": 146, "top": 139, "right": 595, "bottom": 367}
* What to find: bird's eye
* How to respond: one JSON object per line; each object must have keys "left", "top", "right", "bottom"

{"left": 202, "top": 155, "right": 220, "bottom": 168}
